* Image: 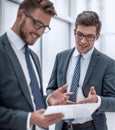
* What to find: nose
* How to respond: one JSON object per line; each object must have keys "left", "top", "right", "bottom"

{"left": 81, "top": 36, "right": 87, "bottom": 43}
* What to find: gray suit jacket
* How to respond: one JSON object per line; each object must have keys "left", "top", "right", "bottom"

{"left": 47, "top": 47, "right": 115, "bottom": 130}
{"left": 0, "top": 33, "right": 46, "bottom": 130}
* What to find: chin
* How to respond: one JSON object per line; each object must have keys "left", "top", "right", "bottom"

{"left": 28, "top": 43, "right": 35, "bottom": 46}
{"left": 25, "top": 39, "right": 35, "bottom": 45}
{"left": 79, "top": 50, "right": 86, "bottom": 54}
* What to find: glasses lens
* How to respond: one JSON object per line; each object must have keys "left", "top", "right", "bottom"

{"left": 37, "top": 0, "right": 42, "bottom": 3}
{"left": 86, "top": 35, "right": 96, "bottom": 41}
{"left": 34, "top": 22, "right": 50, "bottom": 33}
{"left": 76, "top": 32, "right": 83, "bottom": 39}
{"left": 24, "top": 10, "right": 51, "bottom": 33}
{"left": 34, "top": 21, "right": 43, "bottom": 29}
{"left": 44, "top": 27, "right": 50, "bottom": 33}
{"left": 76, "top": 32, "right": 96, "bottom": 41}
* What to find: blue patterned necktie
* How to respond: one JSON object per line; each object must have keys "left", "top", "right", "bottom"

{"left": 69, "top": 54, "right": 82, "bottom": 102}
{"left": 25, "top": 45, "right": 45, "bottom": 110}
{"left": 67, "top": 54, "right": 82, "bottom": 125}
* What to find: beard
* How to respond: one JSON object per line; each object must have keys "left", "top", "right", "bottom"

{"left": 18, "top": 19, "right": 41, "bottom": 45}
{"left": 18, "top": 19, "right": 29, "bottom": 44}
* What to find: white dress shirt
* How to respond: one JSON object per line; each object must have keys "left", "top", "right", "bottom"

{"left": 7, "top": 29, "right": 44, "bottom": 130}
{"left": 66, "top": 47, "right": 101, "bottom": 124}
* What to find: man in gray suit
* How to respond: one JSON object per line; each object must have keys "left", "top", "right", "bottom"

{"left": 46, "top": 11, "right": 115, "bottom": 130}
{"left": 0, "top": 0, "right": 64, "bottom": 130}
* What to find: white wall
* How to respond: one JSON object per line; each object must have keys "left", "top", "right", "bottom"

{"left": 101, "top": 0, "right": 115, "bottom": 59}
{"left": 42, "top": 17, "right": 71, "bottom": 93}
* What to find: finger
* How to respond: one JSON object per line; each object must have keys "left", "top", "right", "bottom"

{"left": 38, "top": 109, "right": 45, "bottom": 113}
{"left": 43, "top": 113, "right": 64, "bottom": 128}
{"left": 63, "top": 93, "right": 74, "bottom": 103}
{"left": 64, "top": 92, "right": 74, "bottom": 96}
{"left": 58, "top": 84, "right": 68, "bottom": 93}
{"left": 44, "top": 113, "right": 63, "bottom": 117}
{"left": 46, "top": 116, "right": 63, "bottom": 126}
{"left": 77, "top": 98, "right": 90, "bottom": 104}
{"left": 78, "top": 96, "right": 97, "bottom": 104}
{"left": 66, "top": 100, "right": 76, "bottom": 104}
{"left": 90, "top": 86, "right": 96, "bottom": 95}
{"left": 45, "top": 113, "right": 64, "bottom": 122}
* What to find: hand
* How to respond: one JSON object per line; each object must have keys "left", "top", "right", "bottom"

{"left": 48, "top": 84, "right": 75, "bottom": 105}
{"left": 30, "top": 109, "right": 64, "bottom": 128}
{"left": 77, "top": 86, "right": 98, "bottom": 104}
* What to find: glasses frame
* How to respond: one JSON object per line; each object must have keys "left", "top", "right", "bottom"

{"left": 75, "top": 31, "right": 97, "bottom": 42}
{"left": 23, "top": 10, "right": 51, "bottom": 33}
{"left": 37, "top": 0, "right": 42, "bottom": 2}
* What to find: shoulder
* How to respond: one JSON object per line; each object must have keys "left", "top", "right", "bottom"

{"left": 94, "top": 48, "right": 115, "bottom": 63}
{"left": 57, "top": 47, "right": 75, "bottom": 57}
{"left": 0, "top": 33, "right": 8, "bottom": 53}
{"left": 0, "top": 33, "right": 8, "bottom": 41}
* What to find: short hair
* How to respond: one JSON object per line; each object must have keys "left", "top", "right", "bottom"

{"left": 19, "top": 0, "right": 57, "bottom": 16}
{"left": 75, "top": 11, "right": 102, "bottom": 34}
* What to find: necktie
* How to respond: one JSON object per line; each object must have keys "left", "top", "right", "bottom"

{"left": 67, "top": 54, "right": 82, "bottom": 125}
{"left": 25, "top": 45, "right": 45, "bottom": 110}
{"left": 69, "top": 54, "right": 82, "bottom": 102}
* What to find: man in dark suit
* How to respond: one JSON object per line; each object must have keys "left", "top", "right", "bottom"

{"left": 0, "top": 0, "right": 64, "bottom": 130}
{"left": 46, "top": 11, "right": 115, "bottom": 130}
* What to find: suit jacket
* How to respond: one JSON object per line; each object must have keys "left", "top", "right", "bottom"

{"left": 47, "top": 47, "right": 115, "bottom": 130}
{"left": 0, "top": 33, "right": 46, "bottom": 130}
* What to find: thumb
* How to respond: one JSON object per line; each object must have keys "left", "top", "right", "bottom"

{"left": 89, "top": 86, "right": 96, "bottom": 95}
{"left": 38, "top": 109, "right": 45, "bottom": 113}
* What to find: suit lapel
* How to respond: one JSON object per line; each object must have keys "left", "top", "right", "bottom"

{"left": 82, "top": 49, "right": 100, "bottom": 90}
{"left": 63, "top": 48, "right": 75, "bottom": 84}
{"left": 30, "top": 50, "right": 44, "bottom": 96}
{"left": 2, "top": 34, "right": 33, "bottom": 110}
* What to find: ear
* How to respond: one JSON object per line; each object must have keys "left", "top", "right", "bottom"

{"left": 17, "top": 10, "right": 25, "bottom": 21}
{"left": 96, "top": 34, "right": 100, "bottom": 40}
{"left": 74, "top": 29, "right": 76, "bottom": 35}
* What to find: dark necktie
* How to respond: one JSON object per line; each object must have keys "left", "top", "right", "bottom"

{"left": 67, "top": 54, "right": 82, "bottom": 126}
{"left": 25, "top": 45, "right": 45, "bottom": 110}
{"left": 69, "top": 54, "right": 82, "bottom": 102}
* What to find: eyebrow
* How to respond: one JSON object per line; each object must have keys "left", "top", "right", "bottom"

{"left": 77, "top": 31, "right": 96, "bottom": 36}
{"left": 24, "top": 10, "right": 47, "bottom": 26}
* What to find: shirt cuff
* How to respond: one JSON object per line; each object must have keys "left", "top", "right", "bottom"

{"left": 46, "top": 94, "right": 51, "bottom": 106}
{"left": 27, "top": 113, "right": 32, "bottom": 130}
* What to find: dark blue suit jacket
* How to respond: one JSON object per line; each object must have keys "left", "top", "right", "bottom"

{"left": 47, "top": 47, "right": 115, "bottom": 130}
{"left": 0, "top": 33, "right": 45, "bottom": 130}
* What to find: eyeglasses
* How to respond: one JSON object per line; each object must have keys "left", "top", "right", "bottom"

{"left": 37, "top": 0, "right": 42, "bottom": 2}
{"left": 24, "top": 10, "right": 51, "bottom": 33}
{"left": 75, "top": 31, "right": 97, "bottom": 42}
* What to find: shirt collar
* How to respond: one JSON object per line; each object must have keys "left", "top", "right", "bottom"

{"left": 73, "top": 47, "right": 94, "bottom": 59}
{"left": 7, "top": 29, "right": 25, "bottom": 51}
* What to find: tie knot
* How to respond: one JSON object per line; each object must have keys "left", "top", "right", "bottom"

{"left": 78, "top": 54, "right": 82, "bottom": 60}
{"left": 25, "top": 44, "right": 30, "bottom": 53}
{"left": 79, "top": 54, "right": 82, "bottom": 58}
